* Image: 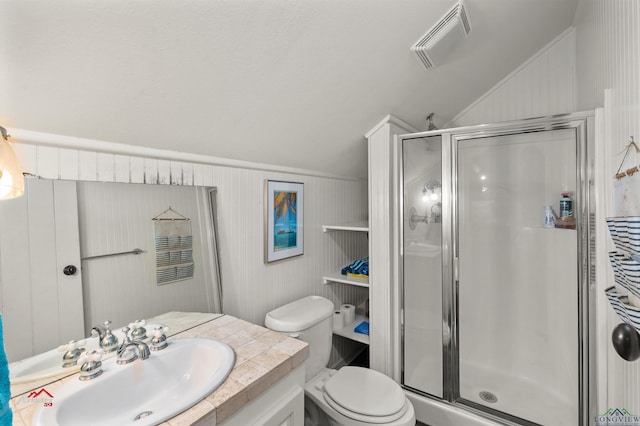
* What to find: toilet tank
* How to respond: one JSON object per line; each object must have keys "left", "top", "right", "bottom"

{"left": 265, "top": 296, "right": 334, "bottom": 381}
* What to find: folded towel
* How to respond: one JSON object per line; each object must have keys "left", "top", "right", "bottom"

{"left": 354, "top": 321, "right": 369, "bottom": 335}
{"left": 346, "top": 272, "right": 368, "bottom": 279}
{"left": 341, "top": 257, "right": 369, "bottom": 276}
{"left": 0, "top": 314, "right": 12, "bottom": 426}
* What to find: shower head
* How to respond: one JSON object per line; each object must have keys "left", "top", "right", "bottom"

{"left": 426, "top": 113, "right": 438, "bottom": 131}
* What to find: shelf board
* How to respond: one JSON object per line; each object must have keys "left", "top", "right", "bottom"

{"left": 322, "top": 221, "right": 369, "bottom": 233}
{"left": 322, "top": 270, "right": 369, "bottom": 287}
{"left": 524, "top": 225, "right": 577, "bottom": 231}
{"left": 333, "top": 314, "right": 369, "bottom": 345}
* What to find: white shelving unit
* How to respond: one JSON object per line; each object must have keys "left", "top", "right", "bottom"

{"left": 332, "top": 314, "right": 369, "bottom": 345}
{"left": 322, "top": 270, "right": 369, "bottom": 287}
{"left": 323, "top": 220, "right": 370, "bottom": 345}
{"left": 323, "top": 220, "right": 369, "bottom": 286}
{"left": 322, "top": 221, "right": 369, "bottom": 233}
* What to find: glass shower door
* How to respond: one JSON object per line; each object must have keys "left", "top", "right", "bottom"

{"left": 402, "top": 135, "right": 443, "bottom": 398}
{"left": 455, "top": 129, "right": 579, "bottom": 425}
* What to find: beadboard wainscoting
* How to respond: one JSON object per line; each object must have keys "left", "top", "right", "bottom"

{"left": 449, "top": 27, "right": 577, "bottom": 128}
{"left": 9, "top": 136, "right": 368, "bottom": 368}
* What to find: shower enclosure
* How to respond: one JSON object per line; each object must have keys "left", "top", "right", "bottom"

{"left": 399, "top": 113, "right": 595, "bottom": 426}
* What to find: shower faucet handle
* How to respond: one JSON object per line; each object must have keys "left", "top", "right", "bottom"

{"left": 430, "top": 202, "right": 442, "bottom": 223}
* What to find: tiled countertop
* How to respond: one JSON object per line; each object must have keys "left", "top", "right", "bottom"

{"left": 10, "top": 314, "right": 309, "bottom": 425}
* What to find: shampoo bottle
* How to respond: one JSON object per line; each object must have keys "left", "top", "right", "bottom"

{"left": 544, "top": 205, "right": 556, "bottom": 228}
{"left": 560, "top": 193, "right": 572, "bottom": 218}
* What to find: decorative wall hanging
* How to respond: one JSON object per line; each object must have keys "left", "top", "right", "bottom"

{"left": 153, "top": 207, "right": 194, "bottom": 285}
{"left": 613, "top": 137, "right": 640, "bottom": 216}
{"left": 264, "top": 180, "right": 304, "bottom": 263}
{"left": 605, "top": 217, "right": 640, "bottom": 361}
{"left": 607, "top": 137, "right": 640, "bottom": 360}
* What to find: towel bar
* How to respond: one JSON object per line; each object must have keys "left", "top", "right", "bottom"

{"left": 81, "top": 248, "right": 143, "bottom": 261}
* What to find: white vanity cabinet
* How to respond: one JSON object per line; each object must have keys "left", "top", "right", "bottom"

{"left": 217, "top": 365, "right": 305, "bottom": 426}
{"left": 10, "top": 314, "right": 309, "bottom": 426}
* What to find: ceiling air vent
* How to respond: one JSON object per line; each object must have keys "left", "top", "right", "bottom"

{"left": 411, "top": 1, "right": 471, "bottom": 70}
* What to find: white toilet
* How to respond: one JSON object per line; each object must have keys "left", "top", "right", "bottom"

{"left": 265, "top": 295, "right": 415, "bottom": 426}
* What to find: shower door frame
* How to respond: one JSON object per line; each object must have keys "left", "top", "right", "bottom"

{"left": 397, "top": 112, "right": 596, "bottom": 425}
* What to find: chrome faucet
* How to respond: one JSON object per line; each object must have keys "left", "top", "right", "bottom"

{"left": 59, "top": 340, "right": 86, "bottom": 368}
{"left": 91, "top": 320, "right": 119, "bottom": 353}
{"left": 79, "top": 350, "right": 103, "bottom": 381}
{"left": 116, "top": 326, "right": 151, "bottom": 365}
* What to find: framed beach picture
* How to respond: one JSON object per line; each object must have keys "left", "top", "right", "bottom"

{"left": 264, "top": 180, "right": 304, "bottom": 263}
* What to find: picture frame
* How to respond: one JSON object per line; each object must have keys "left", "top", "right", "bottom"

{"left": 264, "top": 180, "right": 304, "bottom": 263}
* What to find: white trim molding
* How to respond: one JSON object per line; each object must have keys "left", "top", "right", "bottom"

{"left": 367, "top": 114, "right": 416, "bottom": 379}
{"left": 9, "top": 127, "right": 361, "bottom": 182}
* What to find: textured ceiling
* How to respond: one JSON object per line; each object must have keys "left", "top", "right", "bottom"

{"left": 0, "top": 0, "right": 578, "bottom": 179}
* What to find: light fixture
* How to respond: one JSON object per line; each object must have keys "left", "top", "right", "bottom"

{"left": 0, "top": 126, "right": 24, "bottom": 200}
{"left": 422, "top": 180, "right": 441, "bottom": 202}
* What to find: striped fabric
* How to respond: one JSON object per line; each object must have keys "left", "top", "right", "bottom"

{"left": 605, "top": 286, "right": 640, "bottom": 332}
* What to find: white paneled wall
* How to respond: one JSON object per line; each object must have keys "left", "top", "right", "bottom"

{"left": 449, "top": 28, "right": 577, "bottom": 127}
{"left": 575, "top": 0, "right": 640, "bottom": 415}
{"left": 11, "top": 140, "right": 368, "bottom": 366}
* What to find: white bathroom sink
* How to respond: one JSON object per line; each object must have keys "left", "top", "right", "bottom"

{"left": 10, "top": 324, "right": 163, "bottom": 385}
{"left": 31, "top": 338, "right": 235, "bottom": 426}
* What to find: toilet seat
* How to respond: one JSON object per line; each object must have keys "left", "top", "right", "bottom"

{"left": 322, "top": 367, "right": 408, "bottom": 424}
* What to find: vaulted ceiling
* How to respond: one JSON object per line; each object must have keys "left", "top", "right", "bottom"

{"left": 0, "top": 0, "right": 578, "bottom": 179}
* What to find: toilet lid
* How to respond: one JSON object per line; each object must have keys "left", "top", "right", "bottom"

{"left": 323, "top": 367, "right": 407, "bottom": 420}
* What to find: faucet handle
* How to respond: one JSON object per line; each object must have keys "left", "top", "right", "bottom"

{"left": 79, "top": 349, "right": 103, "bottom": 363}
{"left": 150, "top": 326, "right": 169, "bottom": 351}
{"left": 100, "top": 321, "right": 119, "bottom": 353}
{"left": 79, "top": 349, "right": 103, "bottom": 381}
{"left": 151, "top": 326, "right": 168, "bottom": 338}
{"left": 121, "top": 326, "right": 132, "bottom": 345}
{"left": 58, "top": 340, "right": 87, "bottom": 368}
{"left": 129, "top": 319, "right": 147, "bottom": 340}
{"left": 90, "top": 319, "right": 112, "bottom": 337}
{"left": 57, "top": 339, "right": 86, "bottom": 352}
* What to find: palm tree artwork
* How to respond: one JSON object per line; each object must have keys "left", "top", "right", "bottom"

{"left": 273, "top": 190, "right": 298, "bottom": 250}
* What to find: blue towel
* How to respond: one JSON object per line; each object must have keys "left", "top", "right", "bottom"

{"left": 0, "top": 314, "right": 12, "bottom": 426}
{"left": 341, "top": 257, "right": 369, "bottom": 276}
{"left": 354, "top": 321, "right": 369, "bottom": 335}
